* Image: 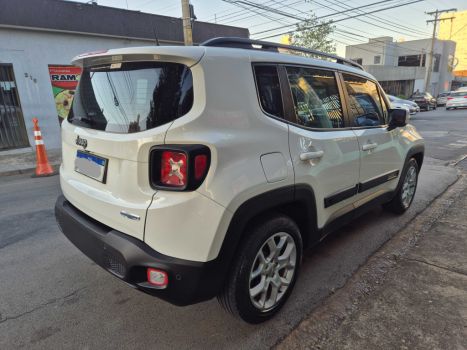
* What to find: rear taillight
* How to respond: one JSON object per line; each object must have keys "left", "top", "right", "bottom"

{"left": 195, "top": 155, "right": 207, "bottom": 179}
{"left": 422, "top": 98, "right": 426, "bottom": 102}
{"left": 149, "top": 145, "right": 211, "bottom": 191}
{"left": 161, "top": 151, "right": 187, "bottom": 187}
{"left": 447, "top": 98, "right": 453, "bottom": 100}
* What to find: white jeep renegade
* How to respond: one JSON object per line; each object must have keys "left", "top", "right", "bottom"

{"left": 55, "top": 37, "right": 424, "bottom": 324}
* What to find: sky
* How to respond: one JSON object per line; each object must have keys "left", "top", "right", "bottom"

{"left": 72, "top": 0, "right": 467, "bottom": 57}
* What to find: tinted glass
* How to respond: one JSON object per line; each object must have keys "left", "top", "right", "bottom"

{"left": 343, "top": 74, "right": 385, "bottom": 127}
{"left": 439, "top": 93, "right": 449, "bottom": 97}
{"left": 286, "top": 67, "right": 344, "bottom": 129}
{"left": 254, "top": 65, "right": 284, "bottom": 118}
{"left": 450, "top": 91, "right": 467, "bottom": 98}
{"left": 68, "top": 62, "right": 193, "bottom": 133}
{"left": 411, "top": 94, "right": 425, "bottom": 98}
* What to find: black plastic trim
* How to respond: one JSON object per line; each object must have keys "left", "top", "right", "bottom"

{"left": 358, "top": 169, "right": 400, "bottom": 193}
{"left": 148, "top": 144, "right": 211, "bottom": 192}
{"left": 324, "top": 184, "right": 358, "bottom": 208}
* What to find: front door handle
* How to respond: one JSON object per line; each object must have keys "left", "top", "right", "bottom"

{"left": 300, "top": 151, "right": 324, "bottom": 161}
{"left": 362, "top": 143, "right": 378, "bottom": 151}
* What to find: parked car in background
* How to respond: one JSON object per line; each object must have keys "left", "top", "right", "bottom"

{"left": 457, "top": 86, "right": 467, "bottom": 92}
{"left": 436, "top": 92, "right": 450, "bottom": 106}
{"left": 446, "top": 91, "right": 467, "bottom": 110}
{"left": 387, "top": 95, "right": 419, "bottom": 114}
{"left": 407, "top": 92, "right": 437, "bottom": 111}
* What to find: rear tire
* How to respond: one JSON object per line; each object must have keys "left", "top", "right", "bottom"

{"left": 446, "top": 107, "right": 451, "bottom": 111}
{"left": 217, "top": 213, "right": 303, "bottom": 324}
{"left": 382, "top": 158, "right": 419, "bottom": 214}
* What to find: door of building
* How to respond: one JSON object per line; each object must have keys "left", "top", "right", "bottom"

{"left": 0, "top": 64, "right": 29, "bottom": 151}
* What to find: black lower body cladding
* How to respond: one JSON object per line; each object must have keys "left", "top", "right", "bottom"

{"left": 54, "top": 195, "right": 223, "bottom": 306}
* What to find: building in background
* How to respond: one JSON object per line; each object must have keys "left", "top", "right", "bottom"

{"left": 0, "top": 0, "right": 249, "bottom": 153}
{"left": 439, "top": 10, "right": 467, "bottom": 77}
{"left": 345, "top": 37, "right": 456, "bottom": 97}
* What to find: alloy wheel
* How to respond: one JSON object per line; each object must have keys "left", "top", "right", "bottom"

{"left": 402, "top": 165, "right": 417, "bottom": 207}
{"left": 249, "top": 232, "right": 297, "bottom": 311}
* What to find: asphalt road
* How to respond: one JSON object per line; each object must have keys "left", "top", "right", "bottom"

{"left": 0, "top": 107, "right": 465, "bottom": 350}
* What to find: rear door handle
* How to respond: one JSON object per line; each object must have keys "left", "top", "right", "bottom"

{"left": 362, "top": 143, "right": 378, "bottom": 151}
{"left": 300, "top": 151, "right": 324, "bottom": 161}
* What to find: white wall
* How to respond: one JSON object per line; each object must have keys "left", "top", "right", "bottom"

{"left": 0, "top": 28, "right": 173, "bottom": 152}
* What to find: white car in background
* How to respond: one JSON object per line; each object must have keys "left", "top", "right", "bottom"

{"left": 446, "top": 91, "right": 467, "bottom": 110}
{"left": 387, "top": 95, "right": 418, "bottom": 115}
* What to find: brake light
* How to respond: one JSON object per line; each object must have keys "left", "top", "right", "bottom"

{"left": 447, "top": 98, "right": 453, "bottom": 100}
{"left": 78, "top": 50, "right": 109, "bottom": 57}
{"left": 147, "top": 268, "right": 168, "bottom": 286}
{"left": 195, "top": 155, "right": 207, "bottom": 179}
{"left": 161, "top": 151, "right": 187, "bottom": 187}
{"left": 422, "top": 98, "right": 426, "bottom": 102}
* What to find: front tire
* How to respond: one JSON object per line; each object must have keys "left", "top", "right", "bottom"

{"left": 382, "top": 158, "right": 419, "bottom": 214}
{"left": 217, "top": 213, "right": 303, "bottom": 324}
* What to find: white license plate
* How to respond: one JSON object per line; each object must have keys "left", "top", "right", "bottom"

{"left": 74, "top": 151, "right": 108, "bottom": 183}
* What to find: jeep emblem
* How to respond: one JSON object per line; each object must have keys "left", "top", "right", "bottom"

{"left": 76, "top": 136, "right": 87, "bottom": 150}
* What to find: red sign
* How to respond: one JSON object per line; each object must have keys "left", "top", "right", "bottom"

{"left": 49, "top": 66, "right": 82, "bottom": 89}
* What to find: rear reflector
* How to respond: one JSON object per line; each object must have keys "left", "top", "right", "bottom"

{"left": 195, "top": 155, "right": 207, "bottom": 179}
{"left": 161, "top": 151, "right": 187, "bottom": 186}
{"left": 147, "top": 268, "right": 168, "bottom": 286}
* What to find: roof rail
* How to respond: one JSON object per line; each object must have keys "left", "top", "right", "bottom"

{"left": 200, "top": 37, "right": 364, "bottom": 71}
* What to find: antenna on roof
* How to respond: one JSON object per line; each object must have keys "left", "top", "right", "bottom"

{"left": 150, "top": 15, "right": 161, "bottom": 46}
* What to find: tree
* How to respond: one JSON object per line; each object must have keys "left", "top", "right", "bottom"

{"left": 288, "top": 14, "right": 336, "bottom": 57}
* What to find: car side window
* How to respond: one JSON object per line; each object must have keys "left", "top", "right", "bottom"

{"left": 253, "top": 65, "right": 284, "bottom": 119}
{"left": 285, "top": 66, "right": 344, "bottom": 129}
{"left": 342, "top": 74, "right": 385, "bottom": 127}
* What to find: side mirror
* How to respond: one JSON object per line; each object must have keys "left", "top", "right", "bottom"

{"left": 388, "top": 108, "right": 409, "bottom": 128}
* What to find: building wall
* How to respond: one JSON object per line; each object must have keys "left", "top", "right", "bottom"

{"left": 439, "top": 10, "right": 467, "bottom": 73}
{"left": 0, "top": 28, "right": 180, "bottom": 152}
{"left": 346, "top": 38, "right": 456, "bottom": 96}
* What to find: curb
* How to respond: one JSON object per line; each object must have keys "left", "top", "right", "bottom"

{"left": 0, "top": 163, "right": 61, "bottom": 177}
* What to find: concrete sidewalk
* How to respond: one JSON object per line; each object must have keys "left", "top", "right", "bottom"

{"left": 0, "top": 149, "right": 61, "bottom": 176}
{"left": 276, "top": 178, "right": 467, "bottom": 350}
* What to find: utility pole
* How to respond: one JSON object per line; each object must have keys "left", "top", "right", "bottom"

{"left": 181, "top": 0, "right": 193, "bottom": 46}
{"left": 425, "top": 8, "right": 456, "bottom": 93}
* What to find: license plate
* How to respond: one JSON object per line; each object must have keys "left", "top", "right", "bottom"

{"left": 74, "top": 151, "right": 108, "bottom": 183}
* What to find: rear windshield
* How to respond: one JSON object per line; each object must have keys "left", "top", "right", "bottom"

{"left": 411, "top": 94, "right": 425, "bottom": 98}
{"left": 438, "top": 93, "right": 449, "bottom": 97}
{"left": 450, "top": 92, "right": 467, "bottom": 98}
{"left": 68, "top": 62, "right": 193, "bottom": 133}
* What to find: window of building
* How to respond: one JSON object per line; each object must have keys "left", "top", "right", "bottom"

{"left": 351, "top": 58, "right": 363, "bottom": 65}
{"left": 254, "top": 65, "right": 284, "bottom": 119}
{"left": 343, "top": 74, "right": 385, "bottom": 127}
{"left": 433, "top": 54, "right": 441, "bottom": 72}
{"left": 285, "top": 67, "right": 344, "bottom": 129}
{"left": 398, "top": 54, "right": 425, "bottom": 67}
{"left": 374, "top": 56, "right": 381, "bottom": 64}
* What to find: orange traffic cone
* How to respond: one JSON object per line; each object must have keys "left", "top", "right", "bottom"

{"left": 31, "top": 119, "right": 59, "bottom": 178}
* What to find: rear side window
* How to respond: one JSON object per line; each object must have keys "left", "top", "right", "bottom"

{"left": 254, "top": 65, "right": 284, "bottom": 119}
{"left": 343, "top": 74, "right": 385, "bottom": 127}
{"left": 450, "top": 92, "right": 467, "bottom": 98}
{"left": 286, "top": 67, "right": 344, "bottom": 129}
{"left": 68, "top": 62, "right": 193, "bottom": 133}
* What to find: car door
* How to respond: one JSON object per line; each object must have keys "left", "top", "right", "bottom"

{"left": 339, "top": 72, "right": 405, "bottom": 210}
{"left": 279, "top": 65, "right": 361, "bottom": 232}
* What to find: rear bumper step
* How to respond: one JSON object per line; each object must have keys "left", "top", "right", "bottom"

{"left": 55, "top": 195, "right": 219, "bottom": 306}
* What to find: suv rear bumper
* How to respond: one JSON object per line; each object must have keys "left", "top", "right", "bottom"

{"left": 55, "top": 195, "right": 220, "bottom": 306}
